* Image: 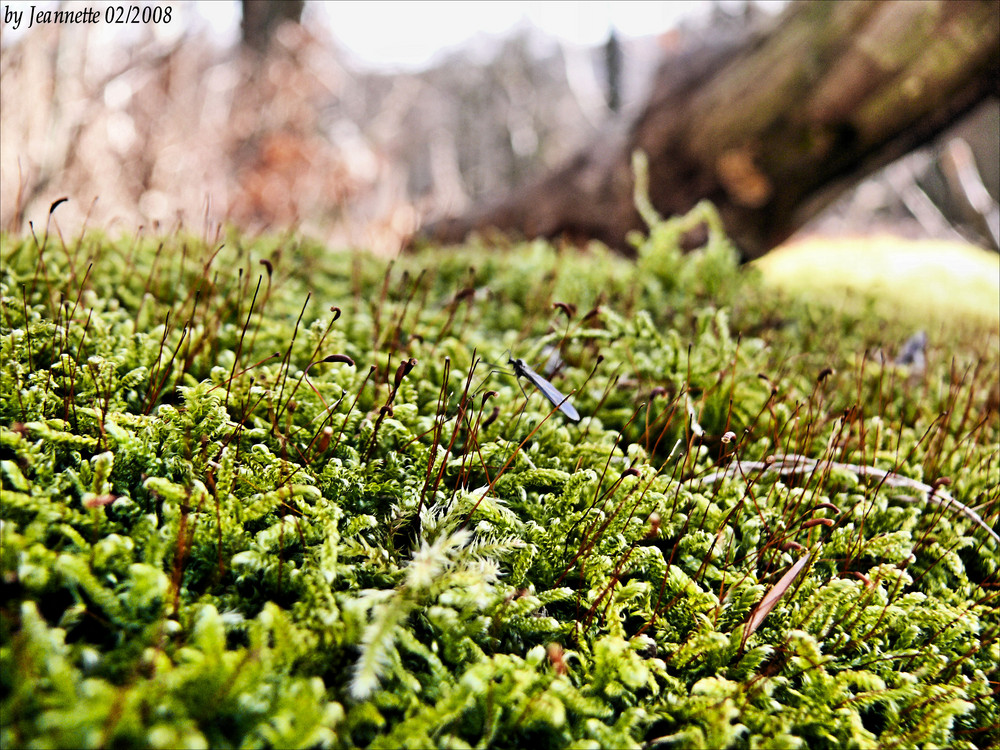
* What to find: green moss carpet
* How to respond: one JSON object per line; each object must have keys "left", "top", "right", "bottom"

{"left": 2, "top": 204, "right": 997, "bottom": 748}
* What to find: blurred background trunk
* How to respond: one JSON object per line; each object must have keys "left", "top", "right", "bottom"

{"left": 240, "top": 0, "right": 304, "bottom": 54}
{"left": 421, "top": 0, "right": 1000, "bottom": 259}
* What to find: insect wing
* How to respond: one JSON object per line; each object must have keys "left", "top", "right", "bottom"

{"left": 511, "top": 358, "right": 581, "bottom": 422}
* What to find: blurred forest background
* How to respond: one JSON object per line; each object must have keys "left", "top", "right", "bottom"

{"left": 1, "top": 0, "right": 998, "bottom": 256}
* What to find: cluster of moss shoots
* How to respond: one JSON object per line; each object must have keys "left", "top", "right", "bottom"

{"left": 1, "top": 198, "right": 997, "bottom": 749}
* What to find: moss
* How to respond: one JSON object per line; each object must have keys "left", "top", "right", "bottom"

{"left": 1, "top": 208, "right": 997, "bottom": 748}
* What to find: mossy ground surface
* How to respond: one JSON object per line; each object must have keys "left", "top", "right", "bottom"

{"left": 2, "top": 207, "right": 998, "bottom": 749}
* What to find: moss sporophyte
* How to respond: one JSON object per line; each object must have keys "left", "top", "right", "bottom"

{"left": 1, "top": 203, "right": 997, "bottom": 748}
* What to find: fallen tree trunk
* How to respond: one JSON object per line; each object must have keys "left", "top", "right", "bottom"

{"left": 420, "top": 0, "right": 999, "bottom": 259}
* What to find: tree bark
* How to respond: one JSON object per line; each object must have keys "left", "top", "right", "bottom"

{"left": 420, "top": 0, "right": 1000, "bottom": 260}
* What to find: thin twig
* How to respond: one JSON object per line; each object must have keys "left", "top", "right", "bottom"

{"left": 695, "top": 453, "right": 998, "bottom": 544}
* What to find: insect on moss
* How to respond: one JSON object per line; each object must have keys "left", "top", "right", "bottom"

{"left": 508, "top": 355, "right": 581, "bottom": 422}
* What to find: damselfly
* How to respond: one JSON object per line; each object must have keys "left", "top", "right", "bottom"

{"left": 507, "top": 356, "right": 581, "bottom": 422}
